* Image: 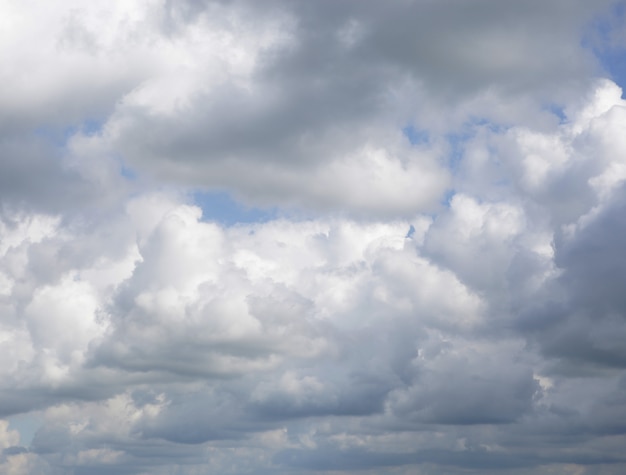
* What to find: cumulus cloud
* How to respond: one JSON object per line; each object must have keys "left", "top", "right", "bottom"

{"left": 3, "top": 0, "right": 618, "bottom": 214}
{"left": 2, "top": 0, "right": 626, "bottom": 474}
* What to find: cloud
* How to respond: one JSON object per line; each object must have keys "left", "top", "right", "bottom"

{"left": 2, "top": 1, "right": 626, "bottom": 474}
{"left": 387, "top": 340, "right": 540, "bottom": 425}
{"left": 3, "top": 0, "right": 617, "bottom": 215}
{"left": 519, "top": 183, "right": 626, "bottom": 372}
{"left": 99, "top": 0, "right": 606, "bottom": 213}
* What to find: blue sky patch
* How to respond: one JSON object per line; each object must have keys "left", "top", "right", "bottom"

{"left": 587, "top": 3, "right": 626, "bottom": 93}
{"left": 193, "top": 191, "right": 278, "bottom": 225}
{"left": 402, "top": 125, "right": 430, "bottom": 145}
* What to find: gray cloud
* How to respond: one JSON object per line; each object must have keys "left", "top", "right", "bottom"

{"left": 91, "top": 0, "right": 615, "bottom": 214}
{"left": 519, "top": 184, "right": 626, "bottom": 371}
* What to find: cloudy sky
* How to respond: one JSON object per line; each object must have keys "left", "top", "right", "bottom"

{"left": 1, "top": 1, "right": 626, "bottom": 474}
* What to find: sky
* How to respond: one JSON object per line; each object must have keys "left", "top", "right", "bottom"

{"left": 1, "top": 0, "right": 626, "bottom": 474}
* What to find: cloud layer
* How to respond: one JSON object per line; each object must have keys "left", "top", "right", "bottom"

{"left": 1, "top": 0, "right": 626, "bottom": 474}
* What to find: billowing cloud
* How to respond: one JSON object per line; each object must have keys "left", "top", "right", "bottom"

{"left": 1, "top": 0, "right": 626, "bottom": 474}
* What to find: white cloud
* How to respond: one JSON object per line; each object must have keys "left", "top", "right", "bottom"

{"left": 2, "top": 1, "right": 626, "bottom": 474}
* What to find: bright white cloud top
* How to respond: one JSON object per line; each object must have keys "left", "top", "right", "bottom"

{"left": 1, "top": 1, "right": 626, "bottom": 474}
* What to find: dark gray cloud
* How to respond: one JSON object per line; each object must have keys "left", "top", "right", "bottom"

{"left": 518, "top": 184, "right": 626, "bottom": 372}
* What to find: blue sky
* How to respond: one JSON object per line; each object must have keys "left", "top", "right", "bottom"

{"left": 193, "top": 191, "right": 278, "bottom": 225}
